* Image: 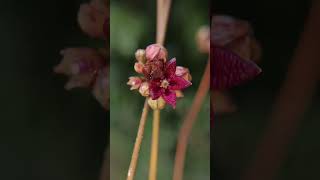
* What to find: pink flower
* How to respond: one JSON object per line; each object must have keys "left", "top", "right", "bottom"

{"left": 78, "top": 0, "right": 108, "bottom": 39}
{"left": 149, "top": 58, "right": 192, "bottom": 108}
{"left": 145, "top": 44, "right": 168, "bottom": 61}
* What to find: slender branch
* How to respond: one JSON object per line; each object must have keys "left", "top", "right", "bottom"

{"left": 241, "top": 2, "right": 320, "bottom": 180}
{"left": 173, "top": 59, "right": 210, "bottom": 180}
{"left": 127, "top": 99, "right": 150, "bottom": 180}
{"left": 149, "top": 109, "right": 161, "bottom": 180}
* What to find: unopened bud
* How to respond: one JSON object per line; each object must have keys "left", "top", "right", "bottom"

{"left": 139, "top": 82, "right": 150, "bottom": 97}
{"left": 135, "top": 49, "right": 146, "bottom": 63}
{"left": 145, "top": 44, "right": 168, "bottom": 61}
{"left": 148, "top": 97, "right": 166, "bottom": 110}
{"left": 127, "top": 77, "right": 142, "bottom": 90}
{"left": 134, "top": 62, "right": 144, "bottom": 74}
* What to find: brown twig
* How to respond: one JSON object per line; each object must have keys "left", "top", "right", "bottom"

{"left": 127, "top": 100, "right": 150, "bottom": 180}
{"left": 173, "top": 59, "right": 210, "bottom": 180}
{"left": 241, "top": 2, "right": 320, "bottom": 180}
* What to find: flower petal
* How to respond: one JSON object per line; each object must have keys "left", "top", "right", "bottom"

{"left": 211, "top": 46, "right": 262, "bottom": 90}
{"left": 165, "top": 58, "right": 177, "bottom": 78}
{"left": 162, "top": 90, "right": 176, "bottom": 108}
{"left": 169, "top": 76, "right": 192, "bottom": 90}
{"left": 149, "top": 80, "right": 163, "bottom": 100}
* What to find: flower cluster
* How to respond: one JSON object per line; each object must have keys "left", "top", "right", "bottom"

{"left": 127, "top": 44, "right": 192, "bottom": 109}
{"left": 54, "top": 0, "right": 109, "bottom": 110}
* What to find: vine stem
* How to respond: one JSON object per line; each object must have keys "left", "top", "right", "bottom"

{"left": 173, "top": 59, "right": 210, "bottom": 180}
{"left": 126, "top": 100, "right": 150, "bottom": 180}
{"left": 149, "top": 109, "right": 161, "bottom": 180}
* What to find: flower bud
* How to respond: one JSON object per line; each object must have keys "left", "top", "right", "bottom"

{"left": 196, "top": 26, "right": 210, "bottom": 53}
{"left": 176, "top": 66, "right": 192, "bottom": 81}
{"left": 145, "top": 44, "right": 168, "bottom": 61}
{"left": 148, "top": 97, "right": 166, "bottom": 110}
{"left": 127, "top": 76, "right": 142, "bottom": 90}
{"left": 135, "top": 49, "right": 146, "bottom": 63}
{"left": 139, "top": 82, "right": 150, "bottom": 97}
{"left": 175, "top": 90, "right": 184, "bottom": 98}
{"left": 134, "top": 62, "right": 144, "bottom": 74}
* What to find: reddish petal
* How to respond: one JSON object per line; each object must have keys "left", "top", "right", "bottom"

{"left": 169, "top": 76, "right": 192, "bottom": 90}
{"left": 165, "top": 58, "right": 177, "bottom": 78}
{"left": 211, "top": 46, "right": 261, "bottom": 90}
{"left": 163, "top": 90, "right": 176, "bottom": 108}
{"left": 149, "top": 80, "right": 163, "bottom": 100}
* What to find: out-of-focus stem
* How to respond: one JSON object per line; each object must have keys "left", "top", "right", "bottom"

{"left": 241, "top": 2, "right": 320, "bottom": 180}
{"left": 149, "top": 109, "right": 161, "bottom": 180}
{"left": 173, "top": 59, "right": 210, "bottom": 180}
{"left": 156, "top": 0, "right": 171, "bottom": 45}
{"left": 126, "top": 99, "right": 150, "bottom": 180}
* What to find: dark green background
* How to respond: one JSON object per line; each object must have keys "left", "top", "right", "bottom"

{"left": 0, "top": 1, "right": 107, "bottom": 179}
{"left": 213, "top": 1, "right": 320, "bottom": 180}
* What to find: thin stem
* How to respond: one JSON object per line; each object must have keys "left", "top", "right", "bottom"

{"left": 156, "top": 0, "right": 172, "bottom": 45}
{"left": 127, "top": 99, "right": 150, "bottom": 180}
{"left": 149, "top": 109, "right": 161, "bottom": 180}
{"left": 173, "top": 60, "right": 210, "bottom": 180}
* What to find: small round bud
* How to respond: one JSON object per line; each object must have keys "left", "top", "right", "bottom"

{"left": 134, "top": 62, "right": 144, "bottom": 74}
{"left": 135, "top": 49, "right": 146, "bottom": 63}
{"left": 196, "top": 26, "right": 210, "bottom": 53}
{"left": 127, "top": 76, "right": 142, "bottom": 90}
{"left": 148, "top": 97, "right": 166, "bottom": 110}
{"left": 139, "top": 82, "right": 150, "bottom": 97}
{"left": 145, "top": 44, "right": 168, "bottom": 61}
{"left": 176, "top": 66, "right": 192, "bottom": 81}
{"left": 175, "top": 90, "right": 184, "bottom": 98}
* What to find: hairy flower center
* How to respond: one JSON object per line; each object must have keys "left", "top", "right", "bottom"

{"left": 160, "top": 79, "right": 169, "bottom": 89}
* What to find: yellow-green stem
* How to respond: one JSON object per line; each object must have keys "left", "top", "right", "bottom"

{"left": 149, "top": 109, "right": 160, "bottom": 180}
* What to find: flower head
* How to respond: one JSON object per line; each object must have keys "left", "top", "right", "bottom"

{"left": 148, "top": 59, "right": 192, "bottom": 108}
{"left": 128, "top": 45, "right": 192, "bottom": 108}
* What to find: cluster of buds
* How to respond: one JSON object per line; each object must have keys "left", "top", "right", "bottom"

{"left": 54, "top": 0, "right": 109, "bottom": 110}
{"left": 127, "top": 44, "right": 192, "bottom": 109}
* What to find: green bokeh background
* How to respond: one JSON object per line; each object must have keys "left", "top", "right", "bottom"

{"left": 110, "top": 0, "right": 209, "bottom": 179}
{"left": 213, "top": 1, "right": 320, "bottom": 180}
{"left": 0, "top": 1, "right": 107, "bottom": 179}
